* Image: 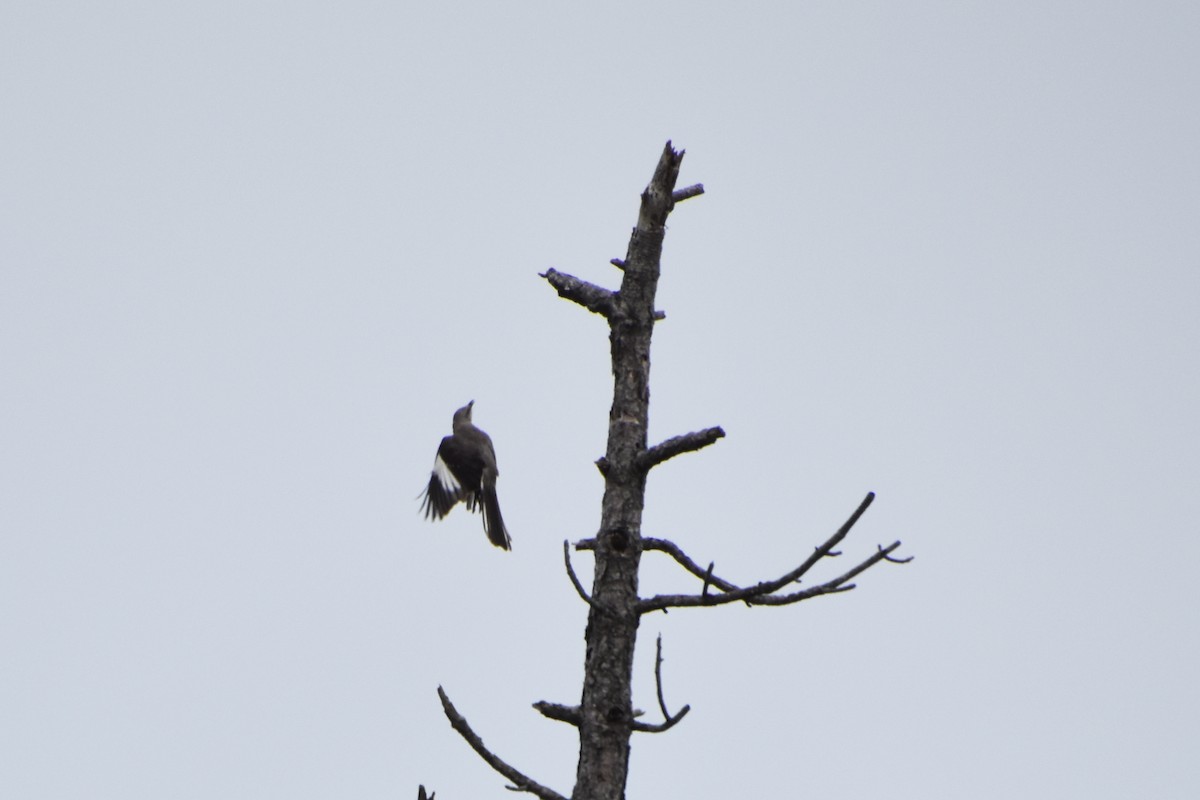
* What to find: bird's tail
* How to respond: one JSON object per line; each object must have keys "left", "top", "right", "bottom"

{"left": 480, "top": 483, "right": 511, "bottom": 550}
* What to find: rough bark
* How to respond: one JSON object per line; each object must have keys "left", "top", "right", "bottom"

{"left": 435, "top": 142, "right": 909, "bottom": 800}
{"left": 571, "top": 142, "right": 684, "bottom": 800}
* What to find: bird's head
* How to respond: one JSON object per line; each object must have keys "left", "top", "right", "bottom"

{"left": 453, "top": 400, "right": 475, "bottom": 425}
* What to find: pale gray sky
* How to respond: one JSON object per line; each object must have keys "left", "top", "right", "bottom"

{"left": 2, "top": 2, "right": 1198, "bottom": 798}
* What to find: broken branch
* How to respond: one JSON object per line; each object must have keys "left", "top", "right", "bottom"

{"left": 532, "top": 701, "right": 580, "bottom": 726}
{"left": 671, "top": 183, "right": 705, "bottom": 203}
{"left": 637, "top": 426, "right": 726, "bottom": 471}
{"left": 540, "top": 268, "right": 616, "bottom": 317}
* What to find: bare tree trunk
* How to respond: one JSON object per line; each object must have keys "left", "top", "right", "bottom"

{"left": 430, "top": 142, "right": 908, "bottom": 800}
{"left": 571, "top": 143, "right": 684, "bottom": 800}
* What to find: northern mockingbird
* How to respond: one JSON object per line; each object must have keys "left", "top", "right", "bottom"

{"left": 420, "top": 401, "right": 511, "bottom": 550}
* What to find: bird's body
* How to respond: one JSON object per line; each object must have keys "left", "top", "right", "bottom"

{"left": 421, "top": 401, "right": 511, "bottom": 550}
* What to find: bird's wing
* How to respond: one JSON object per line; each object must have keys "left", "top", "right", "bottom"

{"left": 438, "top": 435, "right": 485, "bottom": 490}
{"left": 421, "top": 436, "right": 470, "bottom": 519}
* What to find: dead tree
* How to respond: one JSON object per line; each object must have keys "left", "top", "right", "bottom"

{"left": 434, "top": 142, "right": 911, "bottom": 800}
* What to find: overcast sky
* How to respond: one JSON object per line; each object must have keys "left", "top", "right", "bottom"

{"left": 3, "top": 2, "right": 1198, "bottom": 798}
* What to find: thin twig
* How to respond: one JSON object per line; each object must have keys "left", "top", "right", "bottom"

{"left": 654, "top": 635, "right": 670, "bottom": 719}
{"left": 437, "top": 686, "right": 568, "bottom": 800}
{"left": 824, "top": 541, "right": 906, "bottom": 587}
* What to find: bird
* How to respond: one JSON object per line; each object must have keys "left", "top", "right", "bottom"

{"left": 420, "top": 400, "right": 511, "bottom": 550}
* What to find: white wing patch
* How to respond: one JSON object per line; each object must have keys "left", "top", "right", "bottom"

{"left": 433, "top": 454, "right": 461, "bottom": 493}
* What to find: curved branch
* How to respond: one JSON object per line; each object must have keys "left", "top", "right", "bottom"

{"left": 563, "top": 540, "right": 610, "bottom": 614}
{"left": 630, "top": 634, "right": 691, "bottom": 734}
{"left": 638, "top": 492, "right": 902, "bottom": 613}
{"left": 632, "top": 705, "right": 690, "bottom": 733}
{"left": 642, "top": 538, "right": 742, "bottom": 594}
{"left": 437, "top": 686, "right": 568, "bottom": 800}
